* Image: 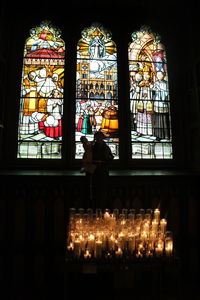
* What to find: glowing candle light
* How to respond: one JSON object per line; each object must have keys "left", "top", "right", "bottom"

{"left": 155, "top": 238, "right": 164, "bottom": 256}
{"left": 108, "top": 234, "right": 116, "bottom": 251}
{"left": 104, "top": 208, "right": 110, "bottom": 221}
{"left": 87, "top": 234, "right": 95, "bottom": 250}
{"left": 109, "top": 214, "right": 116, "bottom": 227}
{"left": 128, "top": 213, "right": 135, "bottom": 225}
{"left": 67, "top": 242, "right": 74, "bottom": 251}
{"left": 94, "top": 240, "right": 103, "bottom": 258}
{"left": 104, "top": 212, "right": 110, "bottom": 220}
{"left": 160, "top": 218, "right": 167, "bottom": 234}
{"left": 146, "top": 238, "right": 154, "bottom": 257}
{"left": 165, "top": 232, "right": 173, "bottom": 256}
{"left": 84, "top": 249, "right": 91, "bottom": 259}
{"left": 136, "top": 246, "right": 143, "bottom": 258}
{"left": 128, "top": 237, "right": 135, "bottom": 253}
{"left": 154, "top": 208, "right": 160, "bottom": 222}
{"left": 165, "top": 238, "right": 173, "bottom": 256}
{"left": 74, "top": 239, "right": 81, "bottom": 257}
{"left": 115, "top": 247, "right": 123, "bottom": 257}
{"left": 141, "top": 222, "right": 150, "bottom": 240}
{"left": 152, "top": 219, "right": 159, "bottom": 233}
{"left": 140, "top": 230, "right": 148, "bottom": 240}
{"left": 144, "top": 213, "right": 151, "bottom": 224}
{"left": 135, "top": 237, "right": 144, "bottom": 258}
{"left": 79, "top": 234, "right": 86, "bottom": 251}
{"left": 118, "top": 232, "right": 126, "bottom": 250}
{"left": 66, "top": 207, "right": 174, "bottom": 260}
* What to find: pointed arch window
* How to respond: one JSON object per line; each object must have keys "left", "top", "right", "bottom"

{"left": 17, "top": 20, "right": 65, "bottom": 159}
{"left": 75, "top": 23, "right": 119, "bottom": 159}
{"left": 128, "top": 26, "right": 173, "bottom": 159}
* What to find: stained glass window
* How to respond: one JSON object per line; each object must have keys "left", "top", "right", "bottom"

{"left": 129, "top": 26, "right": 173, "bottom": 159}
{"left": 75, "top": 23, "right": 119, "bottom": 159}
{"left": 17, "top": 20, "right": 65, "bottom": 159}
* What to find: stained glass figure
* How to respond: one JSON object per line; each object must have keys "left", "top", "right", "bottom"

{"left": 17, "top": 20, "right": 65, "bottom": 159}
{"left": 128, "top": 26, "right": 173, "bottom": 159}
{"left": 75, "top": 23, "right": 119, "bottom": 159}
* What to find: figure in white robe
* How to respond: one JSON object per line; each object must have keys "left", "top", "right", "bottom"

{"left": 136, "top": 72, "right": 153, "bottom": 136}
{"left": 152, "top": 71, "right": 170, "bottom": 140}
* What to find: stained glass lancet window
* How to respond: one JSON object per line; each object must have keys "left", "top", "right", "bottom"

{"left": 128, "top": 26, "right": 173, "bottom": 159}
{"left": 17, "top": 21, "right": 65, "bottom": 159}
{"left": 75, "top": 23, "right": 119, "bottom": 159}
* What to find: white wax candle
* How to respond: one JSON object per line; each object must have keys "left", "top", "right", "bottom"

{"left": 108, "top": 235, "right": 116, "bottom": 251}
{"left": 152, "top": 219, "right": 159, "bottom": 233}
{"left": 155, "top": 239, "right": 164, "bottom": 256}
{"left": 154, "top": 208, "right": 160, "bottom": 222}
{"left": 140, "top": 231, "right": 148, "bottom": 240}
{"left": 165, "top": 238, "right": 173, "bottom": 256}
{"left": 79, "top": 235, "right": 86, "bottom": 251}
{"left": 160, "top": 218, "right": 167, "bottom": 234}
{"left": 118, "top": 233, "right": 126, "bottom": 250}
{"left": 87, "top": 234, "right": 95, "bottom": 251}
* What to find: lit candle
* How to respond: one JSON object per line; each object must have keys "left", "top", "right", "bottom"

{"left": 118, "top": 232, "right": 126, "bottom": 250}
{"left": 137, "top": 239, "right": 144, "bottom": 252}
{"left": 146, "top": 238, "right": 154, "bottom": 257}
{"left": 155, "top": 238, "right": 164, "bottom": 256}
{"left": 66, "top": 207, "right": 174, "bottom": 260}
{"left": 135, "top": 238, "right": 144, "bottom": 258}
{"left": 144, "top": 213, "right": 151, "bottom": 223}
{"left": 128, "top": 213, "right": 135, "bottom": 225}
{"left": 128, "top": 237, "right": 135, "bottom": 253}
{"left": 160, "top": 218, "right": 167, "bottom": 234}
{"left": 94, "top": 240, "right": 102, "bottom": 258}
{"left": 135, "top": 224, "right": 141, "bottom": 234}
{"left": 165, "top": 237, "right": 173, "bottom": 256}
{"left": 149, "top": 230, "right": 157, "bottom": 240}
{"left": 79, "top": 235, "right": 85, "bottom": 251}
{"left": 119, "top": 214, "right": 126, "bottom": 227}
{"left": 87, "top": 234, "right": 95, "bottom": 251}
{"left": 140, "top": 230, "right": 148, "bottom": 240}
{"left": 142, "top": 221, "right": 150, "bottom": 232}
{"left": 109, "top": 214, "right": 116, "bottom": 227}
{"left": 153, "top": 208, "right": 160, "bottom": 222}
{"left": 101, "top": 232, "right": 107, "bottom": 249}
{"left": 136, "top": 249, "right": 143, "bottom": 258}
{"left": 115, "top": 247, "right": 123, "bottom": 257}
{"left": 84, "top": 249, "right": 91, "bottom": 259}
{"left": 74, "top": 239, "right": 81, "bottom": 257}
{"left": 108, "top": 235, "right": 116, "bottom": 251}
{"left": 147, "top": 238, "right": 154, "bottom": 251}
{"left": 136, "top": 214, "right": 143, "bottom": 224}
{"left": 152, "top": 219, "right": 159, "bottom": 233}
{"left": 104, "top": 209, "right": 110, "bottom": 221}
{"left": 67, "top": 242, "right": 74, "bottom": 251}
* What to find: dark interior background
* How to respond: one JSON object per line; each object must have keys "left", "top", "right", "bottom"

{"left": 0, "top": 2, "right": 200, "bottom": 299}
